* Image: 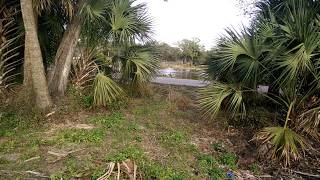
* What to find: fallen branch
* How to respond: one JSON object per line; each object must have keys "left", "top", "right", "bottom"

{"left": 284, "top": 168, "right": 320, "bottom": 179}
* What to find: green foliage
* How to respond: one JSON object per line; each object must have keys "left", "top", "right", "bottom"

{"left": 248, "top": 163, "right": 261, "bottom": 175}
{"left": 55, "top": 129, "right": 105, "bottom": 144}
{"left": 93, "top": 73, "right": 125, "bottom": 107}
{"left": 197, "top": 154, "right": 224, "bottom": 179}
{"left": 256, "top": 127, "right": 308, "bottom": 166}
{"left": 120, "top": 46, "right": 159, "bottom": 92}
{"left": 219, "top": 152, "right": 237, "bottom": 170}
{"left": 109, "top": 0, "right": 152, "bottom": 45}
{"left": 178, "top": 38, "right": 205, "bottom": 65}
{"left": 200, "top": 0, "right": 320, "bottom": 165}
{"left": 141, "top": 162, "right": 187, "bottom": 180}
{"left": 88, "top": 112, "right": 124, "bottom": 129}
{"left": 160, "top": 131, "right": 186, "bottom": 147}
{"left": 105, "top": 146, "right": 145, "bottom": 163}
{"left": 211, "top": 141, "right": 226, "bottom": 152}
{"left": 198, "top": 82, "right": 246, "bottom": 119}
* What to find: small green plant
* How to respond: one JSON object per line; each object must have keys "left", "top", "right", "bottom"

{"left": 249, "top": 163, "right": 261, "bottom": 175}
{"left": 105, "top": 146, "right": 145, "bottom": 163}
{"left": 197, "top": 154, "right": 224, "bottom": 179}
{"left": 160, "top": 131, "right": 186, "bottom": 146}
{"left": 88, "top": 112, "right": 124, "bottom": 129}
{"left": 219, "top": 152, "right": 237, "bottom": 170}
{"left": 141, "top": 162, "right": 187, "bottom": 180}
{"left": 211, "top": 141, "right": 225, "bottom": 152}
{"left": 209, "top": 167, "right": 225, "bottom": 180}
{"left": 55, "top": 129, "right": 105, "bottom": 144}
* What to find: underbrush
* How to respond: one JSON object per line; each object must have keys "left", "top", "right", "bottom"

{"left": 0, "top": 85, "right": 259, "bottom": 179}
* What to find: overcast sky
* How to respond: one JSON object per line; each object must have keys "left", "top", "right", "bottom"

{"left": 137, "top": 0, "right": 250, "bottom": 49}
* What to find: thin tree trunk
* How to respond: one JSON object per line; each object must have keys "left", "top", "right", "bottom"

{"left": 48, "top": 15, "right": 82, "bottom": 97}
{"left": 21, "top": 0, "right": 52, "bottom": 109}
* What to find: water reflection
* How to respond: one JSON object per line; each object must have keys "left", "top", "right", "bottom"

{"left": 158, "top": 68, "right": 200, "bottom": 80}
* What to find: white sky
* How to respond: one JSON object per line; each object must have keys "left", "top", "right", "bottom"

{"left": 137, "top": 0, "right": 250, "bottom": 49}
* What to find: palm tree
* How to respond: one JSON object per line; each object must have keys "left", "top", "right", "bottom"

{"left": 200, "top": 0, "right": 320, "bottom": 165}
{"left": 20, "top": 0, "right": 52, "bottom": 109}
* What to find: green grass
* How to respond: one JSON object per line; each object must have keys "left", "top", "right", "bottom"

{"left": 219, "top": 152, "right": 237, "bottom": 170}
{"left": 105, "top": 146, "right": 145, "bottom": 162}
{"left": 88, "top": 112, "right": 124, "bottom": 128}
{"left": 0, "top": 85, "right": 252, "bottom": 179}
{"left": 55, "top": 128, "right": 105, "bottom": 144}
{"left": 160, "top": 131, "right": 187, "bottom": 147}
{"left": 196, "top": 154, "right": 225, "bottom": 179}
{"left": 249, "top": 163, "right": 261, "bottom": 175}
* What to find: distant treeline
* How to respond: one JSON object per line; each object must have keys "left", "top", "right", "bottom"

{"left": 151, "top": 38, "right": 213, "bottom": 65}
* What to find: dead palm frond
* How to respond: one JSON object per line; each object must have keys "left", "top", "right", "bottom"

{"left": 71, "top": 47, "right": 99, "bottom": 89}
{"left": 98, "top": 159, "right": 139, "bottom": 180}
{"left": 0, "top": 4, "right": 21, "bottom": 94}
{"left": 296, "top": 106, "right": 320, "bottom": 141}
{"left": 255, "top": 102, "right": 310, "bottom": 166}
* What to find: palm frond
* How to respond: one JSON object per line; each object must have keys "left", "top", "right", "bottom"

{"left": 71, "top": 47, "right": 99, "bottom": 89}
{"left": 0, "top": 7, "right": 21, "bottom": 94}
{"left": 256, "top": 127, "right": 308, "bottom": 166}
{"left": 80, "top": 0, "right": 108, "bottom": 20}
{"left": 93, "top": 73, "right": 125, "bottom": 107}
{"left": 122, "top": 48, "right": 158, "bottom": 90}
{"left": 296, "top": 107, "right": 320, "bottom": 141}
{"left": 198, "top": 82, "right": 246, "bottom": 120}
{"left": 109, "top": 0, "right": 153, "bottom": 45}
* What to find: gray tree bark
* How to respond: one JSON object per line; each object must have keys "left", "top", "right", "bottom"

{"left": 21, "top": 0, "right": 52, "bottom": 109}
{"left": 48, "top": 2, "right": 83, "bottom": 97}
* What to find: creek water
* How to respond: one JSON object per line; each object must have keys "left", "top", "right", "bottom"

{"left": 158, "top": 68, "right": 201, "bottom": 80}
{"left": 153, "top": 68, "right": 209, "bottom": 87}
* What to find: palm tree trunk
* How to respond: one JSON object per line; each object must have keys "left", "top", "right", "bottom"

{"left": 48, "top": 14, "right": 82, "bottom": 97}
{"left": 21, "top": 0, "right": 52, "bottom": 109}
{"left": 48, "top": 0, "right": 85, "bottom": 97}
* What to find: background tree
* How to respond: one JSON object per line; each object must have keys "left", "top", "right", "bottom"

{"left": 178, "top": 38, "right": 204, "bottom": 65}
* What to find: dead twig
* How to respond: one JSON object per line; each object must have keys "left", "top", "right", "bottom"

{"left": 284, "top": 168, "right": 320, "bottom": 179}
{"left": 97, "top": 162, "right": 115, "bottom": 180}
{"left": 24, "top": 156, "right": 40, "bottom": 163}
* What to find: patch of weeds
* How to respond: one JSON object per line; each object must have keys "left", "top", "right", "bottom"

{"left": 197, "top": 154, "right": 217, "bottom": 172}
{"left": 160, "top": 131, "right": 186, "bottom": 147}
{"left": 197, "top": 154, "right": 224, "bottom": 179}
{"left": 211, "top": 141, "right": 226, "bottom": 152}
{"left": 249, "top": 163, "right": 261, "bottom": 175}
{"left": 141, "top": 162, "right": 187, "bottom": 180}
{"left": 0, "top": 140, "right": 19, "bottom": 153}
{"left": 208, "top": 167, "right": 225, "bottom": 180}
{"left": 106, "top": 99, "right": 128, "bottom": 111}
{"left": 127, "top": 122, "right": 141, "bottom": 131}
{"left": 88, "top": 112, "right": 124, "bottom": 129}
{"left": 68, "top": 86, "right": 93, "bottom": 108}
{"left": 133, "top": 101, "right": 167, "bottom": 118}
{"left": 55, "top": 128, "right": 105, "bottom": 144}
{"left": 0, "top": 157, "right": 10, "bottom": 164}
{"left": 51, "top": 156, "right": 99, "bottom": 179}
{"left": 186, "top": 143, "right": 199, "bottom": 154}
{"left": 219, "top": 152, "right": 237, "bottom": 170}
{"left": 105, "top": 146, "right": 145, "bottom": 163}
{"left": 134, "top": 135, "right": 143, "bottom": 142}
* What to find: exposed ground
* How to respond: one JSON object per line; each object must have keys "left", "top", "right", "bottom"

{"left": 0, "top": 85, "right": 312, "bottom": 179}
